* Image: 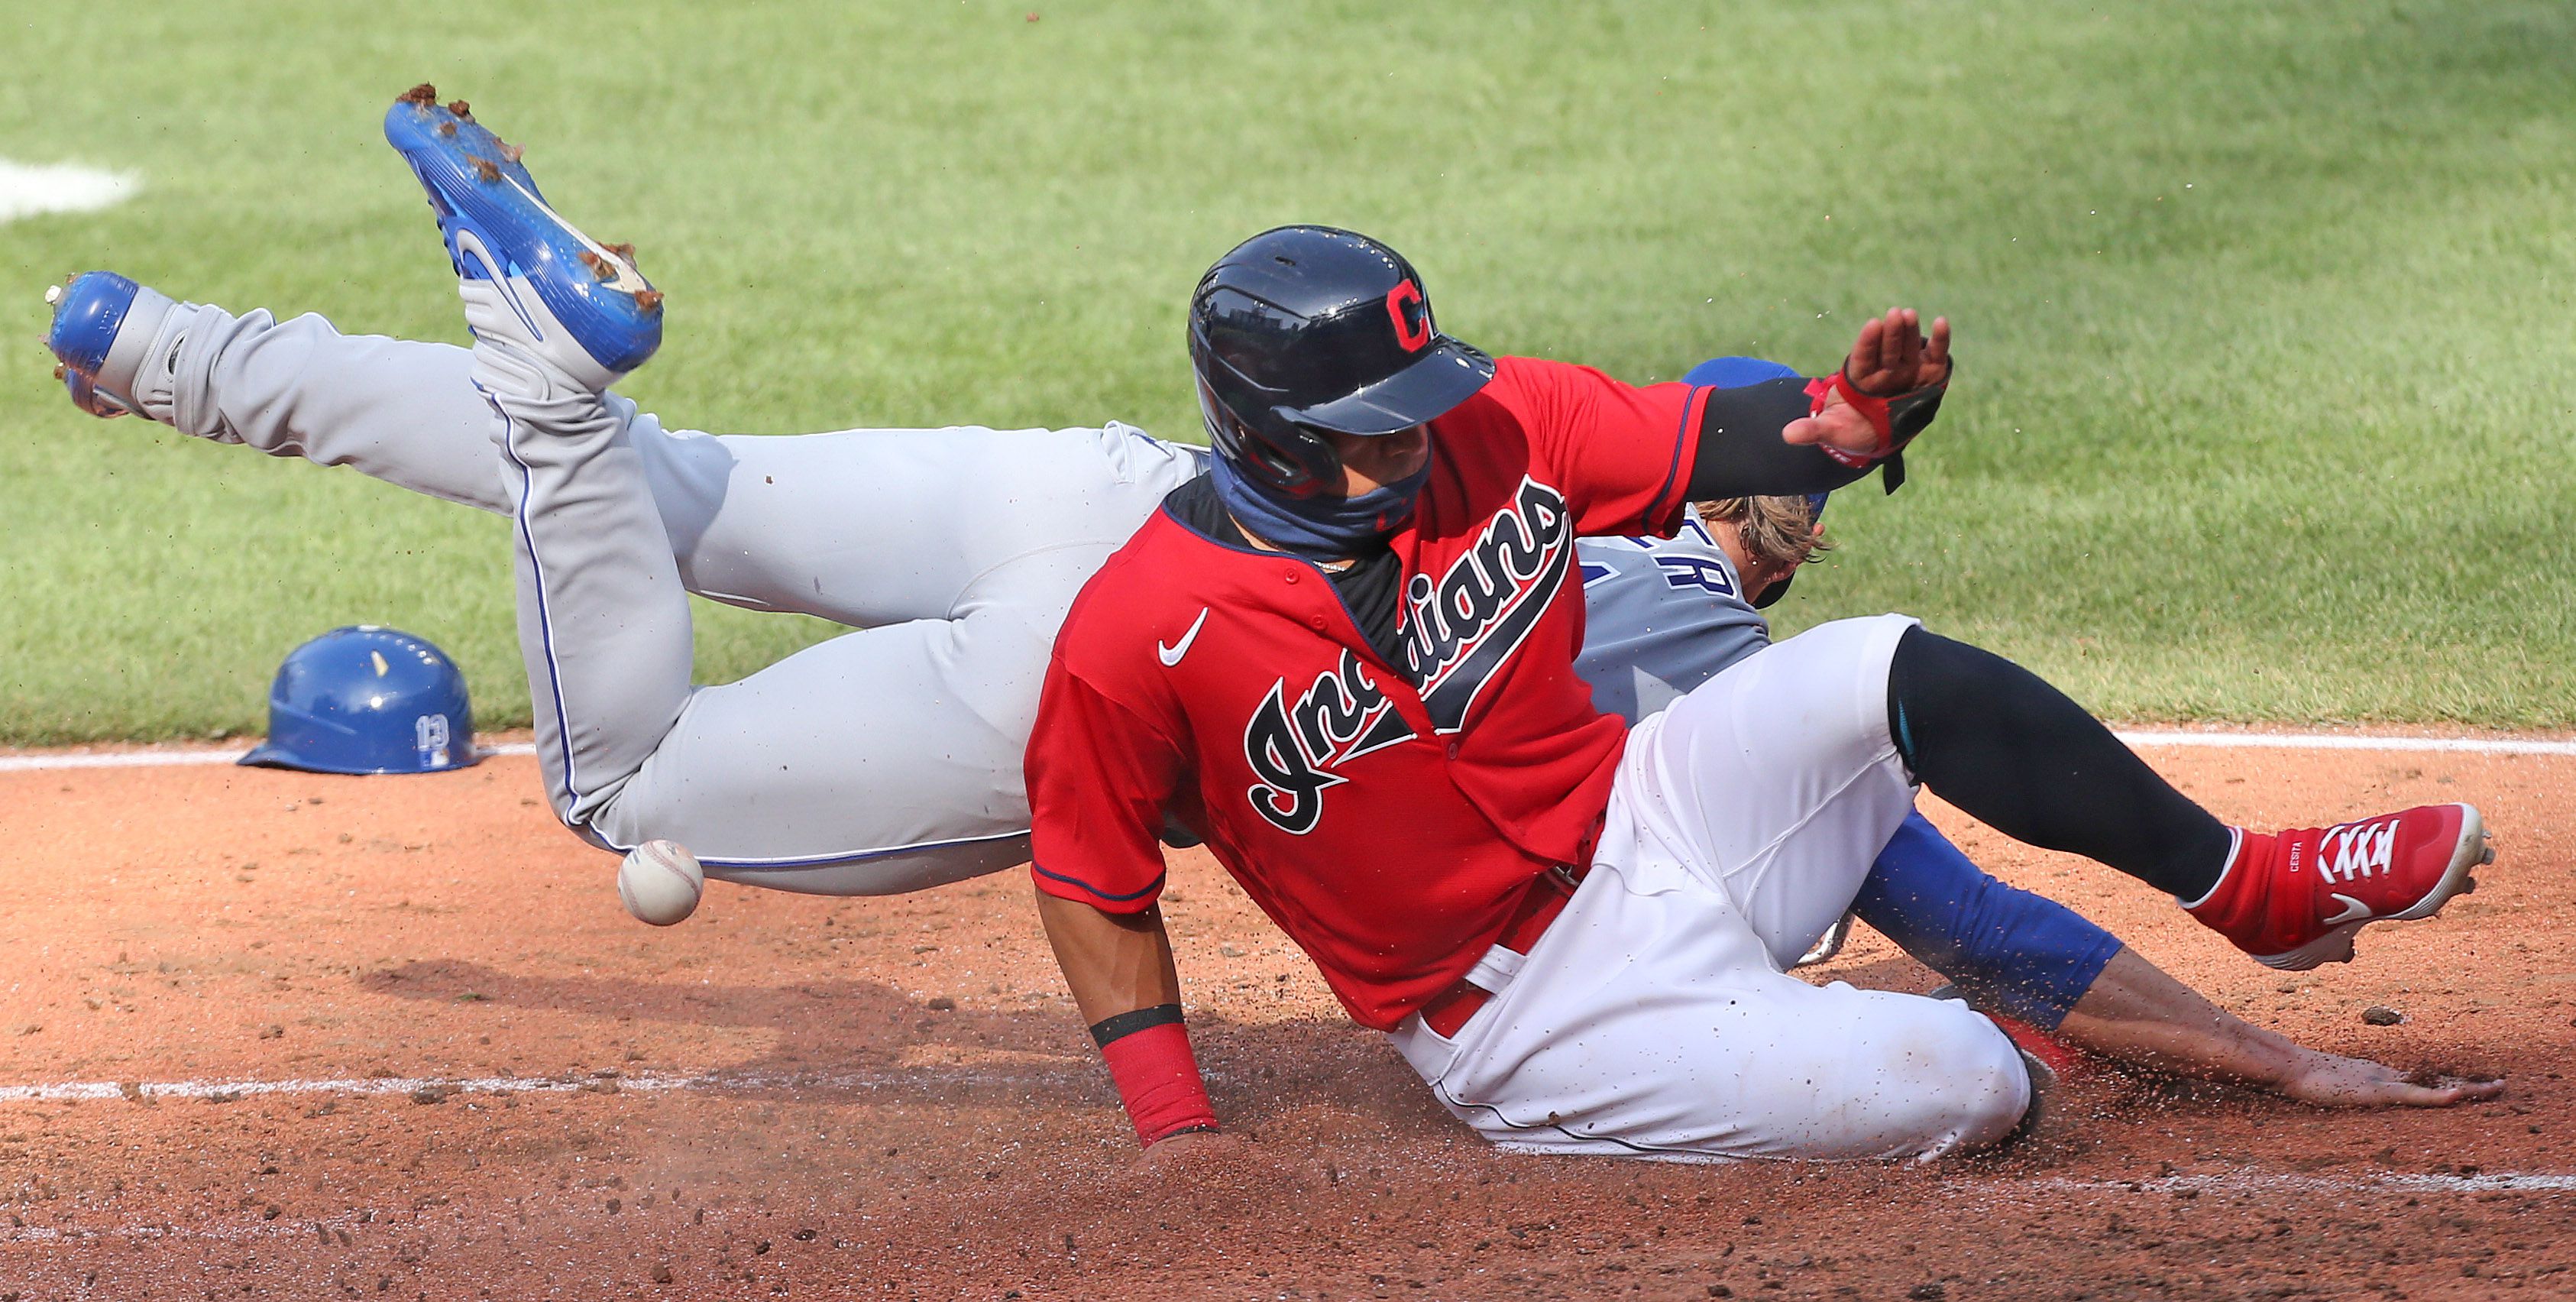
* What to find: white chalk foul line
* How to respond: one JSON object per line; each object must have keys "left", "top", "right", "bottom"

{"left": 2112, "top": 730, "right": 2576, "bottom": 757}
{"left": 0, "top": 741, "right": 539, "bottom": 772}
{"left": 0, "top": 159, "right": 137, "bottom": 225}
{"left": 0, "top": 1070, "right": 692, "bottom": 1104}
{"left": 2037, "top": 1169, "right": 2576, "bottom": 1197}
{"left": 0, "top": 1062, "right": 1086, "bottom": 1107}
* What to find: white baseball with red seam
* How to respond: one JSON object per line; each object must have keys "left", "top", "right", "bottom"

{"left": 616, "top": 840, "right": 703, "bottom": 925}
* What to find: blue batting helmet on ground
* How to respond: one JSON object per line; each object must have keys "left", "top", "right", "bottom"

{"left": 239, "top": 626, "right": 483, "bottom": 775}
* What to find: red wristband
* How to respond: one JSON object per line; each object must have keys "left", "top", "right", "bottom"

{"left": 1098, "top": 1019, "right": 1218, "bottom": 1145}
{"left": 1804, "top": 371, "right": 1895, "bottom": 465}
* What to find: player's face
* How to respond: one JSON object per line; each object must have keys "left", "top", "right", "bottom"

{"left": 1322, "top": 424, "right": 1432, "bottom": 497}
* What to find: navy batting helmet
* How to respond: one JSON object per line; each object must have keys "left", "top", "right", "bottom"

{"left": 1189, "top": 225, "right": 1495, "bottom": 497}
{"left": 239, "top": 626, "right": 482, "bottom": 775}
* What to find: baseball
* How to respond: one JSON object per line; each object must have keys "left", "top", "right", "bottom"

{"left": 616, "top": 839, "right": 703, "bottom": 926}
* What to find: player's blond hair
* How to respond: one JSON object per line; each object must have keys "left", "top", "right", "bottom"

{"left": 1694, "top": 496, "right": 1833, "bottom": 572}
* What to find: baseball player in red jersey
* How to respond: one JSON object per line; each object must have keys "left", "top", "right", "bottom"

{"left": 1027, "top": 226, "right": 2493, "bottom": 1161}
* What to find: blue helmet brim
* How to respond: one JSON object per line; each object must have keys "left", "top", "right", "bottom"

{"left": 1282, "top": 337, "right": 1494, "bottom": 436}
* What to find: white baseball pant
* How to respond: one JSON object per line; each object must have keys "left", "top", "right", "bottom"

{"left": 1391, "top": 614, "right": 2033, "bottom": 1161}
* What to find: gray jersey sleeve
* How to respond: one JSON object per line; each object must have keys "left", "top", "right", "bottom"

{"left": 1574, "top": 514, "right": 1772, "bottom": 726}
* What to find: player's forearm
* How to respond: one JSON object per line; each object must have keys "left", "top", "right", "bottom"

{"left": 1849, "top": 813, "right": 2121, "bottom": 1032}
{"left": 1034, "top": 890, "right": 1186, "bottom": 1022}
{"left": 2054, "top": 947, "right": 2315, "bottom": 1089}
{"left": 1033, "top": 890, "right": 1218, "bottom": 1145}
{"left": 1684, "top": 378, "right": 1876, "bottom": 500}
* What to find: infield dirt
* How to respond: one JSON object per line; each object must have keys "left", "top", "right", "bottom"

{"left": 2, "top": 740, "right": 2571, "bottom": 1300}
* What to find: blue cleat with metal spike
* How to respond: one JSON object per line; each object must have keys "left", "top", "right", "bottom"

{"left": 42, "top": 270, "right": 174, "bottom": 418}
{"left": 382, "top": 84, "right": 660, "bottom": 388}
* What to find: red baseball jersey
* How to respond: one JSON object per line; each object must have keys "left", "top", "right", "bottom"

{"left": 1027, "top": 356, "right": 1713, "bottom": 1029}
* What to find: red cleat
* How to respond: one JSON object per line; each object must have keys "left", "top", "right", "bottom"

{"left": 2185, "top": 803, "right": 2491, "bottom": 970}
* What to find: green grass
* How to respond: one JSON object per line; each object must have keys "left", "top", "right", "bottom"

{"left": 2, "top": 0, "right": 2570, "bottom": 742}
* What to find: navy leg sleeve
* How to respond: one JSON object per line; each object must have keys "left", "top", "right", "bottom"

{"left": 1849, "top": 810, "right": 2125, "bottom": 1032}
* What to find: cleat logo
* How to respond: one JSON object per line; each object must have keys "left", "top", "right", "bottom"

{"left": 498, "top": 176, "right": 652, "bottom": 295}
{"left": 2316, "top": 818, "right": 2397, "bottom": 884}
{"left": 448, "top": 228, "right": 545, "bottom": 342}
{"left": 2322, "top": 892, "right": 2374, "bottom": 926}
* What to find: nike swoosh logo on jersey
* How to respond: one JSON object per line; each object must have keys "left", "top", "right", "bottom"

{"left": 1158, "top": 608, "right": 1210, "bottom": 666}
{"left": 2322, "top": 892, "right": 2373, "bottom": 925}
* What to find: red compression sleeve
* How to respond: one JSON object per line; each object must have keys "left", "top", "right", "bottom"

{"left": 1095, "top": 1014, "right": 1218, "bottom": 1146}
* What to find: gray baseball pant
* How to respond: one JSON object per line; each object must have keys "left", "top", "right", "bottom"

{"left": 145, "top": 303, "right": 1199, "bottom": 894}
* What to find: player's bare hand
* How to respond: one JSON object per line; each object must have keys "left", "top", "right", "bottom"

{"left": 1843, "top": 307, "right": 1950, "bottom": 397}
{"left": 2273, "top": 1050, "right": 2503, "bottom": 1109}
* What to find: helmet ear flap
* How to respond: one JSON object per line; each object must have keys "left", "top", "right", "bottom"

{"left": 1196, "top": 377, "right": 1342, "bottom": 496}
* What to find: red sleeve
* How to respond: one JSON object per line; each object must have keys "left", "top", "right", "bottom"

{"left": 1481, "top": 355, "right": 1706, "bottom": 537}
{"left": 1025, "top": 656, "right": 1186, "bottom": 914}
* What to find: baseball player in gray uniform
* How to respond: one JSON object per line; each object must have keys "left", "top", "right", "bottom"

{"left": 46, "top": 102, "right": 1202, "bottom": 899}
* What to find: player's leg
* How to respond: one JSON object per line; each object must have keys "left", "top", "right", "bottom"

{"left": 382, "top": 90, "right": 691, "bottom": 840}
{"left": 1882, "top": 628, "right": 2490, "bottom": 969}
{"left": 1400, "top": 876, "right": 2031, "bottom": 1161}
{"left": 1393, "top": 614, "right": 2034, "bottom": 1160}
{"left": 582, "top": 544, "right": 1108, "bottom": 893}
{"left": 386, "top": 92, "right": 1189, "bottom": 895}
{"left": 44, "top": 273, "right": 1197, "bottom": 632}
{"left": 552, "top": 420, "right": 1187, "bottom": 889}
{"left": 655, "top": 419, "right": 1199, "bottom": 628}
{"left": 43, "top": 275, "right": 512, "bottom": 510}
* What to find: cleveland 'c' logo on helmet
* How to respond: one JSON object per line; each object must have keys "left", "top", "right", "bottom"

{"left": 1384, "top": 280, "right": 1432, "bottom": 353}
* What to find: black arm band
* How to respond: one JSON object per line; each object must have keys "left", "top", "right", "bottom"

{"left": 1681, "top": 377, "right": 1877, "bottom": 501}
{"left": 1089, "top": 1002, "right": 1186, "bottom": 1048}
